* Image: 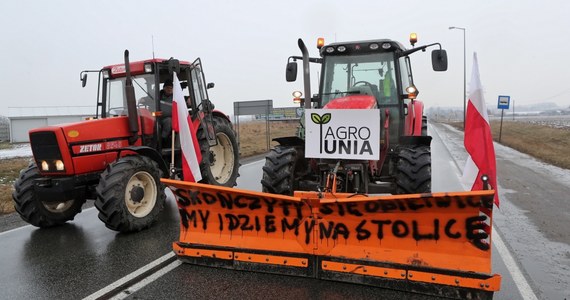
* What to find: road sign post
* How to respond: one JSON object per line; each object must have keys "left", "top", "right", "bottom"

{"left": 497, "top": 95, "right": 510, "bottom": 143}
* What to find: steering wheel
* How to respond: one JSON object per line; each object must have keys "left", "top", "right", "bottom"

{"left": 353, "top": 81, "right": 373, "bottom": 87}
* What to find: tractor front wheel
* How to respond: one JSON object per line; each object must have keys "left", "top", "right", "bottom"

{"left": 261, "top": 145, "right": 300, "bottom": 196}
{"left": 395, "top": 145, "right": 431, "bottom": 194}
{"left": 12, "top": 163, "right": 84, "bottom": 228}
{"left": 198, "top": 116, "right": 239, "bottom": 187}
{"left": 95, "top": 156, "right": 166, "bottom": 232}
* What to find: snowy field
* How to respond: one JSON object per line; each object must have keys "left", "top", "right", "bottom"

{"left": 497, "top": 114, "right": 570, "bottom": 130}
{"left": 0, "top": 143, "right": 31, "bottom": 159}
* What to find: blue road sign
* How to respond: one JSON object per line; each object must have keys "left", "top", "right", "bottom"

{"left": 498, "top": 95, "right": 510, "bottom": 109}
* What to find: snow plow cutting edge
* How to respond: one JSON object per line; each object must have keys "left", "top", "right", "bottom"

{"left": 162, "top": 178, "right": 501, "bottom": 299}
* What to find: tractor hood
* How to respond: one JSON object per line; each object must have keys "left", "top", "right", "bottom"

{"left": 323, "top": 95, "right": 376, "bottom": 109}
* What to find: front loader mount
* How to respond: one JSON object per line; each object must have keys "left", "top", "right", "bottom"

{"left": 162, "top": 178, "right": 501, "bottom": 299}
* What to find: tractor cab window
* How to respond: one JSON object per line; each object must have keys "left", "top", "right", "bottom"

{"left": 189, "top": 58, "right": 209, "bottom": 111}
{"left": 107, "top": 74, "right": 155, "bottom": 116}
{"left": 321, "top": 53, "right": 397, "bottom": 107}
{"left": 399, "top": 56, "right": 413, "bottom": 94}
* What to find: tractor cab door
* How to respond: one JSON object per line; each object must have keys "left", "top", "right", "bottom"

{"left": 190, "top": 58, "right": 217, "bottom": 146}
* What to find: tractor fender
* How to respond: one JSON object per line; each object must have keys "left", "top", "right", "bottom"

{"left": 399, "top": 135, "right": 432, "bottom": 146}
{"left": 272, "top": 136, "right": 305, "bottom": 147}
{"left": 212, "top": 110, "right": 231, "bottom": 123}
{"left": 118, "top": 146, "right": 169, "bottom": 178}
{"left": 404, "top": 100, "right": 425, "bottom": 136}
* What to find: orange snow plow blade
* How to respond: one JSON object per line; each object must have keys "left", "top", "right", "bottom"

{"left": 162, "top": 178, "right": 501, "bottom": 299}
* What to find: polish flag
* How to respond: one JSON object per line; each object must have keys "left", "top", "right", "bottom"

{"left": 461, "top": 53, "right": 499, "bottom": 207}
{"left": 171, "top": 72, "right": 202, "bottom": 182}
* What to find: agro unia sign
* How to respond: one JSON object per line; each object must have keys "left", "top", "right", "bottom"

{"left": 305, "top": 109, "right": 380, "bottom": 160}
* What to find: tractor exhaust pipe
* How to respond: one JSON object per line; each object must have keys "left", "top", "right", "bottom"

{"left": 124, "top": 50, "right": 140, "bottom": 144}
{"left": 298, "top": 39, "right": 312, "bottom": 109}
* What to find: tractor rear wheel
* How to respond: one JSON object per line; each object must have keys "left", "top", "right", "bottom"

{"left": 395, "top": 145, "right": 431, "bottom": 194}
{"left": 12, "top": 163, "right": 85, "bottom": 228}
{"left": 198, "top": 116, "right": 239, "bottom": 187}
{"left": 95, "top": 156, "right": 166, "bottom": 232}
{"left": 261, "top": 145, "right": 300, "bottom": 196}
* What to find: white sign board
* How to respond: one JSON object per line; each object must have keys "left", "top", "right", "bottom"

{"left": 305, "top": 109, "right": 380, "bottom": 160}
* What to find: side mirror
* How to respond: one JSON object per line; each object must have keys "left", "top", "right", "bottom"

{"left": 168, "top": 58, "right": 181, "bottom": 75}
{"left": 207, "top": 82, "right": 215, "bottom": 89}
{"left": 81, "top": 73, "right": 87, "bottom": 88}
{"left": 431, "top": 49, "right": 448, "bottom": 72}
{"left": 286, "top": 61, "right": 298, "bottom": 82}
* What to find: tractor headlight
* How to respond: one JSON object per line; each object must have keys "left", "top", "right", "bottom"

{"left": 144, "top": 63, "right": 153, "bottom": 73}
{"left": 325, "top": 47, "right": 335, "bottom": 53}
{"left": 41, "top": 160, "right": 49, "bottom": 171}
{"left": 337, "top": 46, "right": 346, "bottom": 52}
{"left": 55, "top": 160, "right": 65, "bottom": 171}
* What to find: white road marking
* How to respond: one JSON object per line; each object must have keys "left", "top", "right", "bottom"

{"left": 0, "top": 207, "right": 97, "bottom": 236}
{"left": 0, "top": 223, "right": 31, "bottom": 236}
{"left": 241, "top": 159, "right": 264, "bottom": 167}
{"left": 82, "top": 252, "right": 178, "bottom": 300}
{"left": 492, "top": 229, "right": 539, "bottom": 300}
{"left": 110, "top": 260, "right": 182, "bottom": 300}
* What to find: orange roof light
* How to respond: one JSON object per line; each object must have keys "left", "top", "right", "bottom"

{"left": 317, "top": 37, "right": 325, "bottom": 49}
{"left": 409, "top": 33, "right": 418, "bottom": 47}
{"left": 292, "top": 91, "right": 303, "bottom": 104}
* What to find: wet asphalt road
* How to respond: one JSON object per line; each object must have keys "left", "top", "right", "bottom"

{"left": 1, "top": 123, "right": 564, "bottom": 299}
{"left": 0, "top": 198, "right": 446, "bottom": 300}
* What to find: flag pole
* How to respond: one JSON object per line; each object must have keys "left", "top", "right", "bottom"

{"left": 170, "top": 130, "right": 175, "bottom": 179}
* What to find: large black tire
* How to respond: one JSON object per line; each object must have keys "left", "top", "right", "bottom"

{"left": 12, "top": 163, "right": 84, "bottom": 228}
{"left": 261, "top": 145, "right": 300, "bottom": 196}
{"left": 95, "top": 156, "right": 166, "bottom": 232}
{"left": 395, "top": 145, "right": 431, "bottom": 194}
{"left": 198, "top": 116, "right": 239, "bottom": 187}
{"left": 421, "top": 116, "right": 428, "bottom": 136}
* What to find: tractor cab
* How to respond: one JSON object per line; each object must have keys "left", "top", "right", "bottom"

{"left": 81, "top": 57, "right": 215, "bottom": 149}
{"left": 318, "top": 39, "right": 403, "bottom": 109}
{"left": 287, "top": 36, "right": 447, "bottom": 142}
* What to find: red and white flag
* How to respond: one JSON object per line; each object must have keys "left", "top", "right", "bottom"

{"left": 171, "top": 72, "right": 202, "bottom": 182}
{"left": 461, "top": 53, "right": 500, "bottom": 207}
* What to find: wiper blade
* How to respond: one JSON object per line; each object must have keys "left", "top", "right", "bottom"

{"left": 320, "top": 91, "right": 360, "bottom": 96}
{"left": 132, "top": 78, "right": 154, "bottom": 100}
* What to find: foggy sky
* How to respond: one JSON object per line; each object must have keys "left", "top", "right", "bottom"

{"left": 1, "top": 0, "right": 569, "bottom": 118}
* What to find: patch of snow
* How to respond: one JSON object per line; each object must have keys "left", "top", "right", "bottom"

{"left": 0, "top": 144, "right": 32, "bottom": 159}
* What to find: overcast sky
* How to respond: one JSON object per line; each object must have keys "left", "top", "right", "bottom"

{"left": 1, "top": 0, "right": 569, "bottom": 118}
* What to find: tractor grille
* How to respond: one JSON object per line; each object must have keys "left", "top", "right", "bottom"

{"left": 30, "top": 131, "right": 62, "bottom": 160}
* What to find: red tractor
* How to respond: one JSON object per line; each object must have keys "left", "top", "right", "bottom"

{"left": 262, "top": 36, "right": 447, "bottom": 195}
{"left": 13, "top": 51, "right": 239, "bottom": 232}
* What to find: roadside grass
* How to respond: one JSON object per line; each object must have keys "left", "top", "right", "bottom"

{"left": 0, "top": 121, "right": 299, "bottom": 214}
{"left": 0, "top": 158, "right": 30, "bottom": 214}
{"left": 237, "top": 120, "right": 299, "bottom": 158}
{"left": 447, "top": 120, "right": 570, "bottom": 170}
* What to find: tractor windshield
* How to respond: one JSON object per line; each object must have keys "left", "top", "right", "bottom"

{"left": 320, "top": 53, "right": 397, "bottom": 107}
{"left": 107, "top": 74, "right": 155, "bottom": 116}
